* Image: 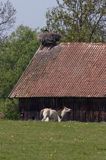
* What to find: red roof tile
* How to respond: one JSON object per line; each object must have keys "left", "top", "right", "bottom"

{"left": 9, "top": 43, "right": 106, "bottom": 98}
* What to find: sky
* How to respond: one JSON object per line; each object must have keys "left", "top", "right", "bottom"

{"left": 7, "top": 0, "right": 58, "bottom": 31}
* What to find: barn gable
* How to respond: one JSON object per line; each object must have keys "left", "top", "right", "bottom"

{"left": 9, "top": 43, "right": 106, "bottom": 98}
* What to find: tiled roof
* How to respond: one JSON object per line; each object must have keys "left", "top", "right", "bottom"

{"left": 9, "top": 43, "right": 106, "bottom": 98}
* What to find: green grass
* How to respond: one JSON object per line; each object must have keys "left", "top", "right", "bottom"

{"left": 0, "top": 121, "right": 106, "bottom": 160}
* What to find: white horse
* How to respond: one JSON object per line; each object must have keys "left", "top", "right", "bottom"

{"left": 40, "top": 107, "right": 71, "bottom": 122}
{"left": 40, "top": 108, "right": 61, "bottom": 122}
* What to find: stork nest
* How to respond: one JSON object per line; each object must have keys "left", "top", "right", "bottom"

{"left": 38, "top": 32, "right": 61, "bottom": 46}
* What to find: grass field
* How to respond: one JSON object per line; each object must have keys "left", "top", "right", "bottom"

{"left": 0, "top": 121, "right": 106, "bottom": 160}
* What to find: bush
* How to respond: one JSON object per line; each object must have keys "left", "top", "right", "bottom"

{"left": 0, "top": 98, "right": 20, "bottom": 120}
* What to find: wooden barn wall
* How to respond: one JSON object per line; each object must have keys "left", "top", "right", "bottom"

{"left": 19, "top": 97, "right": 106, "bottom": 121}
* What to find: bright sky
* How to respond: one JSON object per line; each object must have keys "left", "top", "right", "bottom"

{"left": 7, "top": 0, "right": 58, "bottom": 31}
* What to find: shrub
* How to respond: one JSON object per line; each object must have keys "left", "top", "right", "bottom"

{"left": 0, "top": 98, "right": 20, "bottom": 120}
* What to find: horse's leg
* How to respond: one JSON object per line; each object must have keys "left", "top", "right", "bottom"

{"left": 58, "top": 116, "right": 61, "bottom": 122}
{"left": 50, "top": 110, "right": 61, "bottom": 122}
{"left": 42, "top": 116, "right": 49, "bottom": 122}
{"left": 45, "top": 117, "right": 49, "bottom": 122}
{"left": 42, "top": 113, "right": 48, "bottom": 121}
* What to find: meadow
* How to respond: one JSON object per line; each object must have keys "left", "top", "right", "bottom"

{"left": 0, "top": 120, "right": 106, "bottom": 160}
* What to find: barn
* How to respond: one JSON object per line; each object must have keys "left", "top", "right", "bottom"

{"left": 9, "top": 34, "right": 106, "bottom": 121}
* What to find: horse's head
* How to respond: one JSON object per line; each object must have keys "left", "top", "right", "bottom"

{"left": 63, "top": 106, "right": 72, "bottom": 113}
{"left": 61, "top": 107, "right": 72, "bottom": 121}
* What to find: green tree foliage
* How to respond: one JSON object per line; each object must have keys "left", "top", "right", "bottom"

{"left": 0, "top": 0, "right": 16, "bottom": 43}
{"left": 0, "top": 98, "right": 19, "bottom": 119}
{"left": 46, "top": 0, "right": 106, "bottom": 42}
{"left": 0, "top": 25, "right": 39, "bottom": 97}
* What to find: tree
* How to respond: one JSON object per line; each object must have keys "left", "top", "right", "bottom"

{"left": 0, "top": 25, "right": 39, "bottom": 97}
{"left": 0, "top": 0, "right": 16, "bottom": 43}
{"left": 46, "top": 0, "right": 106, "bottom": 42}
